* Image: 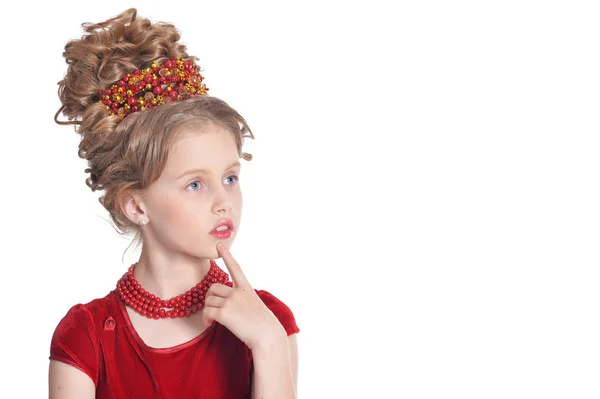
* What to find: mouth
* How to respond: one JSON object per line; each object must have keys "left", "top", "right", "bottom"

{"left": 210, "top": 219, "right": 234, "bottom": 234}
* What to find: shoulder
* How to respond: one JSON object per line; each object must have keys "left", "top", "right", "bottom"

{"left": 49, "top": 292, "right": 117, "bottom": 386}
{"left": 254, "top": 289, "right": 300, "bottom": 336}
{"left": 53, "top": 292, "right": 118, "bottom": 333}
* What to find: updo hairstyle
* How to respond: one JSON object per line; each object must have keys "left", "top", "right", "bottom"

{"left": 54, "top": 8, "right": 254, "bottom": 248}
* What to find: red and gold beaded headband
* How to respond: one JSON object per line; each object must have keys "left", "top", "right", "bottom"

{"left": 96, "top": 57, "right": 209, "bottom": 118}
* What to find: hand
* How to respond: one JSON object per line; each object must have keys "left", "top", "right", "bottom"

{"left": 201, "top": 244, "right": 286, "bottom": 351}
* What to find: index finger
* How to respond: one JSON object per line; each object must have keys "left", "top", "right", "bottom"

{"left": 217, "top": 243, "right": 250, "bottom": 288}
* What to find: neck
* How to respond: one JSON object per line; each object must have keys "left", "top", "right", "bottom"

{"left": 133, "top": 245, "right": 213, "bottom": 300}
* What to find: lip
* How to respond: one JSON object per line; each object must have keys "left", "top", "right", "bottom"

{"left": 210, "top": 218, "right": 234, "bottom": 233}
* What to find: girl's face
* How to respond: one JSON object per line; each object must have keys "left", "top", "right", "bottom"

{"left": 139, "top": 122, "right": 242, "bottom": 260}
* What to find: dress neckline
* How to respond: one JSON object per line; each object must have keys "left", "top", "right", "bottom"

{"left": 112, "top": 291, "right": 217, "bottom": 354}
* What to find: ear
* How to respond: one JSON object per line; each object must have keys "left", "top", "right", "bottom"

{"left": 119, "top": 190, "right": 148, "bottom": 225}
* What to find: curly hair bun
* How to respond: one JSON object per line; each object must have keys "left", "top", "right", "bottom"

{"left": 55, "top": 8, "right": 194, "bottom": 128}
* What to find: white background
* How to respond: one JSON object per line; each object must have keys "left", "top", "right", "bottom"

{"left": 0, "top": 0, "right": 599, "bottom": 398}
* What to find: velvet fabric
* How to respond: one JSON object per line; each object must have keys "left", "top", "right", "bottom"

{"left": 50, "top": 289, "right": 299, "bottom": 398}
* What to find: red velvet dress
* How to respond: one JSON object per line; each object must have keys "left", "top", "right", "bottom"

{"left": 49, "top": 289, "right": 299, "bottom": 398}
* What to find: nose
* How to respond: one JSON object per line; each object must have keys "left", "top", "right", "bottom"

{"left": 211, "top": 188, "right": 233, "bottom": 214}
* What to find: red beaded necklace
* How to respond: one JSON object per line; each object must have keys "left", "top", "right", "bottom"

{"left": 116, "top": 259, "right": 232, "bottom": 319}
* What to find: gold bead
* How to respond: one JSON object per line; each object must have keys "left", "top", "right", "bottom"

{"left": 124, "top": 104, "right": 131, "bottom": 111}
{"left": 126, "top": 90, "right": 133, "bottom": 97}
{"left": 145, "top": 84, "right": 152, "bottom": 90}
{"left": 151, "top": 98, "right": 158, "bottom": 105}
{"left": 138, "top": 99, "right": 145, "bottom": 106}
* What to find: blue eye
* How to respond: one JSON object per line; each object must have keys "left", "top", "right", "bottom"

{"left": 187, "top": 181, "right": 202, "bottom": 191}
{"left": 225, "top": 175, "right": 239, "bottom": 185}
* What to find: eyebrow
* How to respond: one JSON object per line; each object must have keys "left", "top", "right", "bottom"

{"left": 177, "top": 161, "right": 241, "bottom": 180}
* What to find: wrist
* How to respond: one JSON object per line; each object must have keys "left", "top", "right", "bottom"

{"left": 252, "top": 325, "right": 288, "bottom": 356}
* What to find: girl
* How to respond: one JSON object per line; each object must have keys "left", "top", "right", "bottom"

{"left": 49, "top": 8, "right": 299, "bottom": 399}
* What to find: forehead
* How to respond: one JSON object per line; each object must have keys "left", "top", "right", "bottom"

{"left": 166, "top": 123, "right": 239, "bottom": 172}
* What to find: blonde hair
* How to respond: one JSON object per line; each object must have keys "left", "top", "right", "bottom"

{"left": 54, "top": 8, "right": 254, "bottom": 250}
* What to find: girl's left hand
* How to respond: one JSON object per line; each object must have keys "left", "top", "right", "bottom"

{"left": 201, "top": 243, "right": 286, "bottom": 351}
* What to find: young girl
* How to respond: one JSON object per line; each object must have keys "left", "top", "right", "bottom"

{"left": 49, "top": 8, "right": 299, "bottom": 398}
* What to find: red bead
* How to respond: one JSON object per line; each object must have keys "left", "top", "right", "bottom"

{"left": 144, "top": 73, "right": 153, "bottom": 83}
{"left": 153, "top": 86, "right": 163, "bottom": 95}
{"left": 169, "top": 91, "right": 178, "bottom": 99}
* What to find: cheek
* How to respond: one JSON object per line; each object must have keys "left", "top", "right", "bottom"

{"left": 169, "top": 201, "right": 209, "bottom": 230}
{"left": 152, "top": 197, "right": 208, "bottom": 235}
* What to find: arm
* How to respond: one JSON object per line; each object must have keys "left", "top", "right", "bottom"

{"left": 251, "top": 332, "right": 299, "bottom": 399}
{"left": 49, "top": 360, "right": 95, "bottom": 399}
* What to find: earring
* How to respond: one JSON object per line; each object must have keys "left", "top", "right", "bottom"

{"left": 139, "top": 220, "right": 147, "bottom": 226}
